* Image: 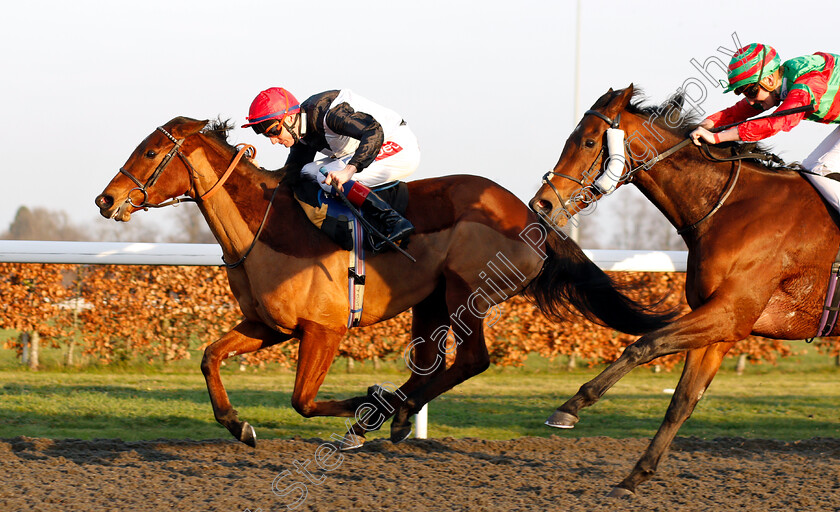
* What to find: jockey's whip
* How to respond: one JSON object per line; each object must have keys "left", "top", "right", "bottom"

{"left": 320, "top": 168, "right": 416, "bottom": 263}
{"left": 712, "top": 104, "right": 816, "bottom": 132}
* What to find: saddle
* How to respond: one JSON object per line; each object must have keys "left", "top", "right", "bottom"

{"left": 293, "top": 179, "right": 410, "bottom": 254}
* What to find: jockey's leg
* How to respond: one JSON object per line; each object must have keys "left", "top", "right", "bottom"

{"left": 301, "top": 126, "right": 420, "bottom": 249}
{"left": 343, "top": 181, "right": 414, "bottom": 249}
{"left": 803, "top": 125, "right": 840, "bottom": 177}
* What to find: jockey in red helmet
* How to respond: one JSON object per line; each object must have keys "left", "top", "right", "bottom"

{"left": 690, "top": 44, "right": 840, "bottom": 181}
{"left": 243, "top": 87, "right": 419, "bottom": 249}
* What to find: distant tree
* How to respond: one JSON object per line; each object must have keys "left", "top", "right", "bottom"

{"left": 91, "top": 215, "right": 164, "bottom": 242}
{"left": 577, "top": 215, "right": 603, "bottom": 249}
{"left": 2, "top": 206, "right": 90, "bottom": 241}
{"left": 164, "top": 206, "right": 215, "bottom": 243}
{"left": 602, "top": 188, "right": 685, "bottom": 250}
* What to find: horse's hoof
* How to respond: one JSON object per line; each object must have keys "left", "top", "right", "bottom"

{"left": 239, "top": 422, "right": 257, "bottom": 447}
{"left": 607, "top": 486, "right": 635, "bottom": 498}
{"left": 544, "top": 410, "right": 579, "bottom": 429}
{"left": 338, "top": 432, "right": 366, "bottom": 451}
{"left": 390, "top": 422, "right": 412, "bottom": 444}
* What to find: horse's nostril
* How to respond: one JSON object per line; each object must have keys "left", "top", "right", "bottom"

{"left": 529, "top": 198, "right": 551, "bottom": 215}
{"left": 95, "top": 194, "right": 113, "bottom": 210}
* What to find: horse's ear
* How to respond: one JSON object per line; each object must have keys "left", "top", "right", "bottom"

{"left": 604, "top": 86, "right": 635, "bottom": 119}
{"left": 167, "top": 118, "right": 210, "bottom": 139}
{"left": 670, "top": 92, "right": 685, "bottom": 110}
{"left": 591, "top": 88, "right": 617, "bottom": 110}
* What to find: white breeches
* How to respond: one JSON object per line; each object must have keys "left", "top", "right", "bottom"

{"left": 802, "top": 126, "right": 840, "bottom": 213}
{"left": 803, "top": 125, "right": 840, "bottom": 176}
{"left": 301, "top": 123, "right": 420, "bottom": 192}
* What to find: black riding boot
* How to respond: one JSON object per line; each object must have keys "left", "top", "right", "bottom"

{"left": 345, "top": 181, "right": 414, "bottom": 250}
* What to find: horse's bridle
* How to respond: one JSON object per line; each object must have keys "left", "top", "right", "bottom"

{"left": 118, "top": 125, "right": 275, "bottom": 268}
{"left": 539, "top": 109, "right": 739, "bottom": 235}
{"left": 541, "top": 111, "right": 621, "bottom": 193}
{"left": 119, "top": 127, "right": 200, "bottom": 209}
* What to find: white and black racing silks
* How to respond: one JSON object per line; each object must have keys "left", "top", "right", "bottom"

{"left": 283, "top": 90, "right": 405, "bottom": 175}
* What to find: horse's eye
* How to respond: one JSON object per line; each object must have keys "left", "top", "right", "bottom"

{"left": 584, "top": 139, "right": 596, "bottom": 148}
{"left": 145, "top": 150, "right": 157, "bottom": 158}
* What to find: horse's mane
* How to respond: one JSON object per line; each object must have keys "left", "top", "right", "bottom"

{"left": 203, "top": 117, "right": 237, "bottom": 145}
{"left": 625, "top": 89, "right": 795, "bottom": 172}
{"left": 201, "top": 117, "right": 297, "bottom": 182}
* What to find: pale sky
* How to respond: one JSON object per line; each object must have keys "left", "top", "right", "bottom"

{"left": 2, "top": 0, "right": 838, "bottom": 241}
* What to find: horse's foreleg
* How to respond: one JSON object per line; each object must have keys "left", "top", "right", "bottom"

{"left": 201, "top": 321, "right": 291, "bottom": 446}
{"left": 548, "top": 294, "right": 760, "bottom": 428}
{"left": 610, "top": 342, "right": 734, "bottom": 497}
{"left": 288, "top": 321, "right": 352, "bottom": 418}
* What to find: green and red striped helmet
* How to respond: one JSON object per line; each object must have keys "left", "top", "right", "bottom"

{"left": 722, "top": 43, "right": 781, "bottom": 93}
{"left": 241, "top": 87, "right": 301, "bottom": 129}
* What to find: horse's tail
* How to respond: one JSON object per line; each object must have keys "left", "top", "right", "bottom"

{"left": 523, "top": 228, "right": 677, "bottom": 335}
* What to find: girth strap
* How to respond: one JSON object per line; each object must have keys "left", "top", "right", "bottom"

{"left": 347, "top": 216, "right": 366, "bottom": 328}
{"left": 812, "top": 244, "right": 840, "bottom": 340}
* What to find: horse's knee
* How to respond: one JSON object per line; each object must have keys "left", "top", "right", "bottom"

{"left": 291, "top": 397, "right": 316, "bottom": 418}
{"left": 473, "top": 357, "right": 490, "bottom": 375}
{"left": 200, "top": 350, "right": 217, "bottom": 377}
{"left": 622, "top": 341, "right": 653, "bottom": 365}
{"left": 663, "top": 388, "right": 702, "bottom": 425}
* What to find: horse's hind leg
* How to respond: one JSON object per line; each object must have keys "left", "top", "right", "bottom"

{"left": 388, "top": 282, "right": 491, "bottom": 442}
{"left": 201, "top": 320, "right": 292, "bottom": 446}
{"left": 610, "top": 342, "right": 734, "bottom": 497}
{"left": 547, "top": 294, "right": 761, "bottom": 427}
{"left": 341, "top": 284, "right": 450, "bottom": 448}
{"left": 387, "top": 284, "right": 450, "bottom": 442}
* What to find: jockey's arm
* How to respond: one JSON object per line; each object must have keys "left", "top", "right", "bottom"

{"left": 324, "top": 103, "right": 385, "bottom": 171}
{"left": 284, "top": 143, "right": 318, "bottom": 174}
{"left": 323, "top": 102, "right": 385, "bottom": 188}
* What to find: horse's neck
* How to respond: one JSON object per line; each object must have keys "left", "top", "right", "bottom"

{"left": 190, "top": 142, "right": 283, "bottom": 262}
{"left": 630, "top": 134, "right": 737, "bottom": 235}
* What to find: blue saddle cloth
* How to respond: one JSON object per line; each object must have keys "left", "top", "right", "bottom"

{"left": 294, "top": 180, "right": 409, "bottom": 254}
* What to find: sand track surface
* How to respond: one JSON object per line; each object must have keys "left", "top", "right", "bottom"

{"left": 1, "top": 436, "right": 839, "bottom": 511}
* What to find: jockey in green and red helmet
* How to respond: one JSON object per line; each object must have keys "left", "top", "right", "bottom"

{"left": 243, "top": 87, "right": 419, "bottom": 249}
{"left": 690, "top": 43, "right": 840, "bottom": 179}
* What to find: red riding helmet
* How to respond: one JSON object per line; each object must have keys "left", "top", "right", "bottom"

{"left": 241, "top": 87, "right": 301, "bottom": 128}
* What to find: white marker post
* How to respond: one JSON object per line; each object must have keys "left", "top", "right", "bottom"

{"left": 415, "top": 403, "right": 428, "bottom": 439}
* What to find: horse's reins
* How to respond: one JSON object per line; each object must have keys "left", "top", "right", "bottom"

{"left": 667, "top": 105, "right": 814, "bottom": 233}
{"left": 119, "top": 126, "right": 274, "bottom": 268}
{"left": 542, "top": 110, "right": 744, "bottom": 235}
{"left": 542, "top": 104, "right": 819, "bottom": 233}
{"left": 543, "top": 106, "right": 813, "bottom": 235}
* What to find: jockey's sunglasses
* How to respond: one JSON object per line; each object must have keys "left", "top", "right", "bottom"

{"left": 261, "top": 121, "right": 283, "bottom": 137}
{"left": 736, "top": 82, "right": 765, "bottom": 99}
